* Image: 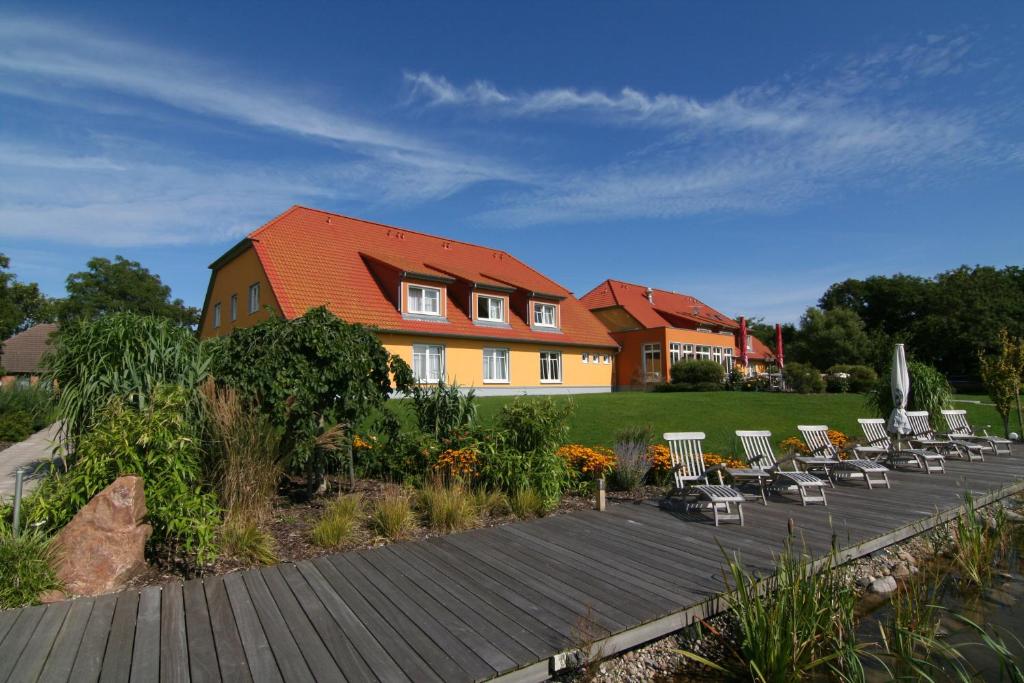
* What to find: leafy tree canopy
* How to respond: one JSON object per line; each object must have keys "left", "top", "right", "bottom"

{"left": 0, "top": 253, "right": 57, "bottom": 339}
{"left": 59, "top": 256, "right": 198, "bottom": 326}
{"left": 208, "top": 306, "right": 414, "bottom": 476}
{"left": 788, "top": 307, "right": 878, "bottom": 371}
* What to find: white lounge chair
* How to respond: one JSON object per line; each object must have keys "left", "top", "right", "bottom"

{"left": 736, "top": 430, "right": 828, "bottom": 506}
{"left": 798, "top": 425, "right": 891, "bottom": 489}
{"left": 907, "top": 411, "right": 985, "bottom": 461}
{"left": 941, "top": 409, "right": 1013, "bottom": 457}
{"left": 856, "top": 418, "right": 945, "bottom": 474}
{"left": 663, "top": 432, "right": 746, "bottom": 526}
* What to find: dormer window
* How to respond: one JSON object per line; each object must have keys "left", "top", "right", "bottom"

{"left": 533, "top": 302, "right": 557, "bottom": 328}
{"left": 408, "top": 285, "right": 441, "bottom": 316}
{"left": 477, "top": 294, "right": 504, "bottom": 322}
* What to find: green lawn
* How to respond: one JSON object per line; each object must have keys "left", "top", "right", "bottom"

{"left": 466, "top": 391, "right": 1009, "bottom": 456}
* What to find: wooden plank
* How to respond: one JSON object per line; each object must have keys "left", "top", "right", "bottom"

{"left": 377, "top": 545, "right": 539, "bottom": 663}
{"left": 9, "top": 601, "right": 71, "bottom": 682}
{"left": 130, "top": 587, "right": 162, "bottom": 683}
{"left": 277, "top": 563, "right": 380, "bottom": 683}
{"left": 330, "top": 553, "right": 470, "bottom": 682}
{"left": 240, "top": 570, "right": 315, "bottom": 683}
{"left": 259, "top": 565, "right": 346, "bottom": 682}
{"left": 160, "top": 582, "right": 190, "bottom": 683}
{"left": 183, "top": 579, "right": 220, "bottom": 683}
{"left": 310, "top": 556, "right": 441, "bottom": 682}
{"left": 69, "top": 593, "right": 117, "bottom": 683}
{"left": 223, "top": 573, "right": 281, "bottom": 683}
{"left": 0, "top": 604, "right": 46, "bottom": 680}
{"left": 351, "top": 549, "right": 504, "bottom": 678}
{"left": 39, "top": 598, "right": 94, "bottom": 683}
{"left": 99, "top": 590, "right": 140, "bottom": 683}
{"left": 0, "top": 606, "right": 20, "bottom": 645}
{"left": 203, "top": 575, "right": 252, "bottom": 683}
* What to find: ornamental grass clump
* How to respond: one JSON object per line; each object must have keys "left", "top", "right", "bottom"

{"left": 220, "top": 521, "right": 277, "bottom": 566}
{"left": 472, "top": 488, "right": 509, "bottom": 517}
{"left": 509, "top": 487, "right": 546, "bottom": 519}
{"left": 417, "top": 480, "right": 477, "bottom": 532}
{"left": 950, "top": 492, "right": 1007, "bottom": 588}
{"left": 608, "top": 425, "right": 653, "bottom": 492}
{"left": 0, "top": 527, "right": 61, "bottom": 609}
{"left": 680, "top": 544, "right": 865, "bottom": 681}
{"left": 370, "top": 488, "right": 416, "bottom": 541}
{"left": 311, "top": 494, "right": 364, "bottom": 549}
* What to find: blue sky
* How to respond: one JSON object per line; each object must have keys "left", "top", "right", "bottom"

{"left": 1, "top": 1, "right": 1022, "bottom": 322}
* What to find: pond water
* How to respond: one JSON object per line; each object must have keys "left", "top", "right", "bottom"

{"left": 856, "top": 522, "right": 1024, "bottom": 681}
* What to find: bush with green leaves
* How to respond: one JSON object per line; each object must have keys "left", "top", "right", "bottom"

{"left": 208, "top": 307, "right": 413, "bottom": 486}
{"left": 784, "top": 362, "right": 825, "bottom": 394}
{"left": 0, "top": 409, "right": 33, "bottom": 442}
{"left": 826, "top": 364, "right": 878, "bottom": 393}
{"left": 670, "top": 359, "right": 725, "bottom": 385}
{"left": 867, "top": 360, "right": 953, "bottom": 429}
{"left": 42, "top": 312, "right": 210, "bottom": 449}
{"left": 0, "top": 528, "right": 60, "bottom": 609}
{"left": 0, "top": 383, "right": 56, "bottom": 435}
{"left": 26, "top": 386, "right": 221, "bottom": 565}
{"left": 653, "top": 381, "right": 723, "bottom": 392}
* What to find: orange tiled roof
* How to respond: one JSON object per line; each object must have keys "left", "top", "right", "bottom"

{"left": 580, "top": 279, "right": 739, "bottom": 329}
{"left": 231, "top": 206, "right": 618, "bottom": 348}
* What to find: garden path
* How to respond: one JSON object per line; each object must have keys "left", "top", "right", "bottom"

{"left": 0, "top": 422, "right": 60, "bottom": 501}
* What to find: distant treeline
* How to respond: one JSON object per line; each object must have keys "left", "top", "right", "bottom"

{"left": 748, "top": 266, "right": 1024, "bottom": 378}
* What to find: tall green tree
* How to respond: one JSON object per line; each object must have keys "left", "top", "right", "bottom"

{"left": 59, "top": 256, "right": 198, "bottom": 326}
{"left": 977, "top": 329, "right": 1024, "bottom": 438}
{"left": 788, "top": 307, "right": 876, "bottom": 370}
{"left": 0, "top": 253, "right": 56, "bottom": 339}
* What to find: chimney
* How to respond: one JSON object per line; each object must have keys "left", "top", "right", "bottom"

{"left": 645, "top": 287, "right": 654, "bottom": 304}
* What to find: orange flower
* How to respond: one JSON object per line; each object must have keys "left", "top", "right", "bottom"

{"left": 433, "top": 448, "right": 478, "bottom": 479}
{"left": 352, "top": 434, "right": 374, "bottom": 450}
{"left": 557, "top": 444, "right": 616, "bottom": 476}
{"left": 648, "top": 444, "right": 672, "bottom": 471}
{"left": 703, "top": 452, "right": 746, "bottom": 469}
{"left": 827, "top": 429, "right": 848, "bottom": 448}
{"left": 779, "top": 436, "right": 809, "bottom": 454}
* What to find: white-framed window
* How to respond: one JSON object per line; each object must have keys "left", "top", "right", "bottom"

{"left": 683, "top": 343, "right": 695, "bottom": 359}
{"left": 712, "top": 347, "right": 723, "bottom": 365}
{"left": 540, "top": 351, "right": 562, "bottom": 383}
{"left": 248, "top": 283, "right": 260, "bottom": 314}
{"left": 230, "top": 294, "right": 238, "bottom": 321}
{"left": 746, "top": 337, "right": 754, "bottom": 352}
{"left": 582, "top": 353, "right": 589, "bottom": 364}
{"left": 213, "top": 303, "right": 221, "bottom": 328}
{"left": 723, "top": 348, "right": 734, "bottom": 371}
{"left": 669, "top": 342, "right": 682, "bottom": 364}
{"left": 533, "top": 302, "right": 557, "bottom": 327}
{"left": 603, "top": 354, "right": 611, "bottom": 364}
{"left": 642, "top": 343, "right": 662, "bottom": 381}
{"left": 483, "top": 348, "right": 509, "bottom": 383}
{"left": 412, "top": 344, "right": 445, "bottom": 383}
{"left": 696, "top": 345, "right": 712, "bottom": 360}
{"left": 476, "top": 295, "right": 504, "bottom": 322}
{"left": 408, "top": 285, "right": 442, "bottom": 316}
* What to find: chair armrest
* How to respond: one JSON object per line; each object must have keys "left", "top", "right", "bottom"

{"left": 746, "top": 453, "right": 768, "bottom": 466}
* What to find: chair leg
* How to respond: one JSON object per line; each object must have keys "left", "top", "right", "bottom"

{"left": 737, "top": 501, "right": 744, "bottom": 526}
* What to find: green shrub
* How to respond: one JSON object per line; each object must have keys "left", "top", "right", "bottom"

{"left": 26, "top": 386, "right": 221, "bottom": 565}
{"left": 508, "top": 487, "right": 546, "bottom": 519}
{"left": 0, "top": 409, "right": 33, "bottom": 442}
{"left": 652, "top": 381, "right": 722, "bottom": 393}
{"left": 0, "top": 383, "right": 56, "bottom": 433}
{"left": 476, "top": 435, "right": 568, "bottom": 509}
{"left": 410, "top": 381, "right": 477, "bottom": 447}
{"left": 827, "top": 364, "right": 878, "bottom": 393}
{"left": 43, "top": 313, "right": 210, "bottom": 450}
{"left": 311, "top": 494, "right": 363, "bottom": 549}
{"left": 866, "top": 361, "right": 953, "bottom": 429}
{"left": 370, "top": 488, "right": 415, "bottom": 541}
{"left": 0, "top": 528, "right": 60, "bottom": 609}
{"left": 608, "top": 425, "right": 653, "bottom": 492}
{"left": 417, "top": 480, "right": 477, "bottom": 532}
{"left": 495, "top": 396, "right": 573, "bottom": 455}
{"left": 784, "top": 362, "right": 825, "bottom": 394}
{"left": 220, "top": 521, "right": 277, "bottom": 566}
{"left": 670, "top": 360, "right": 725, "bottom": 385}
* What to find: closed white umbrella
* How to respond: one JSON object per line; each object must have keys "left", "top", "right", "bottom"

{"left": 888, "top": 343, "right": 912, "bottom": 437}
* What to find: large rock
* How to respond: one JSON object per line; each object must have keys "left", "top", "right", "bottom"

{"left": 52, "top": 475, "right": 152, "bottom": 596}
{"left": 869, "top": 576, "right": 898, "bottom": 594}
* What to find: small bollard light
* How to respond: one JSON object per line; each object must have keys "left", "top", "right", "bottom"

{"left": 595, "top": 477, "right": 606, "bottom": 512}
{"left": 13, "top": 466, "right": 25, "bottom": 538}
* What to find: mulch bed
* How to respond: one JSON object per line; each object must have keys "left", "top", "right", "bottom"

{"left": 127, "top": 475, "right": 603, "bottom": 590}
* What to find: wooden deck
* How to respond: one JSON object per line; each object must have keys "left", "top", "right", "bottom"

{"left": 3, "top": 447, "right": 1023, "bottom": 683}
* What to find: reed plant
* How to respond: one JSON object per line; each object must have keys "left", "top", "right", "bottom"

{"left": 370, "top": 488, "right": 415, "bottom": 541}
{"left": 311, "top": 494, "right": 363, "bottom": 548}
{"left": 472, "top": 488, "right": 510, "bottom": 516}
{"left": 679, "top": 543, "right": 865, "bottom": 681}
{"left": 0, "top": 527, "right": 60, "bottom": 609}
{"left": 417, "top": 480, "right": 477, "bottom": 532}
{"left": 951, "top": 493, "right": 1007, "bottom": 588}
